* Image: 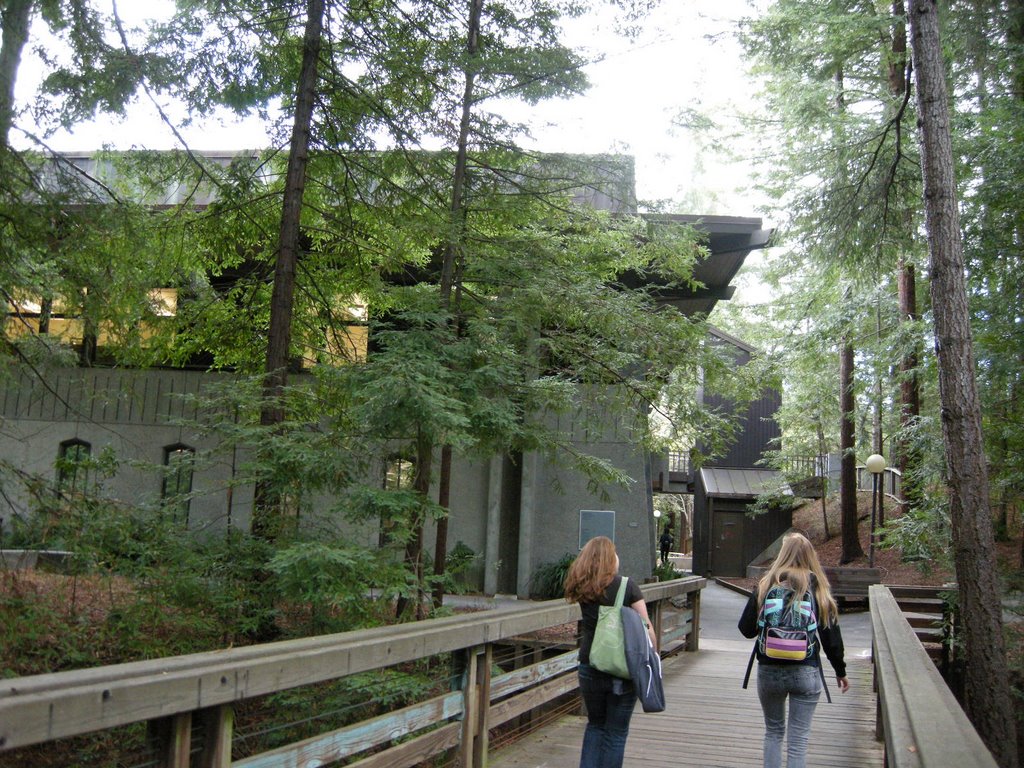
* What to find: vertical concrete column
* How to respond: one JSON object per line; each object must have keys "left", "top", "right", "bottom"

{"left": 516, "top": 450, "right": 538, "bottom": 598}
{"left": 483, "top": 455, "right": 503, "bottom": 596}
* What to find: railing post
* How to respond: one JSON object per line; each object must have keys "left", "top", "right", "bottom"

{"left": 686, "top": 588, "right": 701, "bottom": 652}
{"left": 147, "top": 712, "right": 192, "bottom": 768}
{"left": 460, "top": 644, "right": 492, "bottom": 768}
{"left": 196, "top": 705, "right": 233, "bottom": 768}
{"left": 651, "top": 599, "right": 663, "bottom": 650}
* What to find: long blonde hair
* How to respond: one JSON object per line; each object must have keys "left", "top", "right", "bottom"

{"left": 564, "top": 536, "right": 619, "bottom": 604}
{"left": 757, "top": 532, "right": 839, "bottom": 626}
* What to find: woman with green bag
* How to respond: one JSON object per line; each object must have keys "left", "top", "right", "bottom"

{"left": 564, "top": 536, "right": 656, "bottom": 768}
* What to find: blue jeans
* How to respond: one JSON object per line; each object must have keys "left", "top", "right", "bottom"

{"left": 577, "top": 663, "right": 636, "bottom": 768}
{"left": 757, "top": 663, "right": 822, "bottom": 768}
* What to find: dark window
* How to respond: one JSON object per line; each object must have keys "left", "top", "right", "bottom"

{"left": 162, "top": 444, "right": 195, "bottom": 524}
{"left": 57, "top": 439, "right": 91, "bottom": 495}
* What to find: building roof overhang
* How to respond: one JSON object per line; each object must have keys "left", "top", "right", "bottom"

{"left": 627, "top": 214, "right": 774, "bottom": 318}
{"left": 699, "top": 466, "right": 792, "bottom": 499}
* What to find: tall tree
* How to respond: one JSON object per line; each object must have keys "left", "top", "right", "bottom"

{"left": 887, "top": 0, "right": 924, "bottom": 516}
{"left": 732, "top": 0, "right": 928, "bottom": 560}
{"left": 429, "top": 0, "right": 483, "bottom": 611}
{"left": 0, "top": 0, "right": 32, "bottom": 145}
{"left": 253, "top": 0, "right": 326, "bottom": 541}
{"left": 909, "top": 1, "right": 1017, "bottom": 762}
{"left": 839, "top": 332, "right": 863, "bottom": 561}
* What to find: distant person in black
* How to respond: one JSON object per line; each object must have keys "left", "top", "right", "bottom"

{"left": 659, "top": 529, "right": 674, "bottom": 566}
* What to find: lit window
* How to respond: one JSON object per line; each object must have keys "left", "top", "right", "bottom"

{"left": 380, "top": 454, "right": 415, "bottom": 546}
{"left": 384, "top": 455, "right": 415, "bottom": 490}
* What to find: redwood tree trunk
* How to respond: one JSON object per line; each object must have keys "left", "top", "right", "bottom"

{"left": 891, "top": 0, "right": 923, "bottom": 515}
{"left": 0, "top": 0, "right": 33, "bottom": 147}
{"left": 910, "top": 2, "right": 1018, "bottom": 763}
{"left": 839, "top": 337, "right": 863, "bottom": 562}
{"left": 896, "top": 256, "right": 922, "bottom": 512}
{"left": 432, "top": 444, "right": 453, "bottom": 609}
{"left": 397, "top": 429, "right": 433, "bottom": 620}
{"left": 252, "top": 0, "right": 325, "bottom": 540}
{"left": 430, "top": 0, "right": 484, "bottom": 606}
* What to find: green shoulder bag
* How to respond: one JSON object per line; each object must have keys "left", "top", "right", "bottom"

{"left": 588, "top": 576, "right": 630, "bottom": 679}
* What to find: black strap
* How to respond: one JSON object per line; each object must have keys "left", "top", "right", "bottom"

{"left": 742, "top": 643, "right": 757, "bottom": 689}
{"left": 818, "top": 660, "right": 832, "bottom": 703}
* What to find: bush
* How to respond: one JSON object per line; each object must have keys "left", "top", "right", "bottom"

{"left": 269, "top": 540, "right": 406, "bottom": 635}
{"left": 653, "top": 561, "right": 682, "bottom": 582}
{"left": 529, "top": 553, "right": 576, "bottom": 599}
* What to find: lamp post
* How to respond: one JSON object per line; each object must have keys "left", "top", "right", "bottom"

{"left": 865, "top": 453, "right": 886, "bottom": 567}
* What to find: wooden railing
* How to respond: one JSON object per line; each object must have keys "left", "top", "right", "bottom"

{"left": 0, "top": 576, "right": 705, "bottom": 768}
{"left": 869, "top": 584, "right": 995, "bottom": 767}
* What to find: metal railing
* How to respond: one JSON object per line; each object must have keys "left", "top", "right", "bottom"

{"left": 779, "top": 453, "right": 830, "bottom": 478}
{"left": 0, "top": 577, "right": 706, "bottom": 768}
{"left": 856, "top": 465, "right": 903, "bottom": 502}
{"left": 667, "top": 450, "right": 690, "bottom": 474}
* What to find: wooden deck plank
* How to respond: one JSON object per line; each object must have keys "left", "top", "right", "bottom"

{"left": 488, "top": 639, "right": 884, "bottom": 768}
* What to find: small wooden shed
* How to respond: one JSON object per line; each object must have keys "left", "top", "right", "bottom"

{"left": 691, "top": 467, "right": 793, "bottom": 577}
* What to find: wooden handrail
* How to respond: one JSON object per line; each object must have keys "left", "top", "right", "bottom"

{"left": 0, "top": 576, "right": 706, "bottom": 767}
{"left": 870, "top": 585, "right": 995, "bottom": 767}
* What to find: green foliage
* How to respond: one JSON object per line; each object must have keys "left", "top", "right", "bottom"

{"left": 747, "top": 486, "right": 800, "bottom": 520}
{"left": 0, "top": 0, "right": 760, "bottom": 697}
{"left": 268, "top": 541, "right": 404, "bottom": 634}
{"left": 529, "top": 553, "right": 576, "bottom": 600}
{"left": 652, "top": 561, "right": 682, "bottom": 582}
{"left": 424, "top": 540, "right": 479, "bottom": 597}
{"left": 881, "top": 490, "right": 954, "bottom": 572}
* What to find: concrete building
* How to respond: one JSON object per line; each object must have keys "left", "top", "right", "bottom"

{"left": 1, "top": 152, "right": 776, "bottom": 592}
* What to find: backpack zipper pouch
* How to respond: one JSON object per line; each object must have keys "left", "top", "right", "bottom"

{"left": 762, "top": 627, "right": 811, "bottom": 660}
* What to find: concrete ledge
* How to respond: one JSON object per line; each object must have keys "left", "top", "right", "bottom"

{"left": 714, "top": 577, "right": 753, "bottom": 597}
{"left": 0, "top": 549, "right": 76, "bottom": 573}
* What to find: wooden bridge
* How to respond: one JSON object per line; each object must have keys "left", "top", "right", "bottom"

{"left": 487, "top": 635, "right": 881, "bottom": 768}
{"left": 0, "top": 578, "right": 999, "bottom": 768}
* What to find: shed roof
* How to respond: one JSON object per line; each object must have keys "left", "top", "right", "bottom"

{"left": 699, "top": 467, "right": 792, "bottom": 499}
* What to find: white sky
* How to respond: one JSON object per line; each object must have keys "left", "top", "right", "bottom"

{"left": 16, "top": 0, "right": 768, "bottom": 219}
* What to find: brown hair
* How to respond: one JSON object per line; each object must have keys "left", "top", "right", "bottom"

{"left": 757, "top": 532, "right": 839, "bottom": 626}
{"left": 564, "top": 536, "right": 619, "bottom": 604}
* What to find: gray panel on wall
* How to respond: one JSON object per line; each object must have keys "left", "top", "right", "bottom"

{"left": 579, "top": 510, "right": 615, "bottom": 547}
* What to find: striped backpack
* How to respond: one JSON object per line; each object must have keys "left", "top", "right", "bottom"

{"left": 742, "top": 583, "right": 831, "bottom": 702}
{"left": 757, "top": 583, "right": 819, "bottom": 661}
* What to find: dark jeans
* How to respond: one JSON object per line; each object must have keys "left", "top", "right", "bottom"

{"left": 577, "top": 663, "right": 636, "bottom": 768}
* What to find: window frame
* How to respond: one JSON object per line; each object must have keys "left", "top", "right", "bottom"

{"left": 161, "top": 443, "right": 195, "bottom": 524}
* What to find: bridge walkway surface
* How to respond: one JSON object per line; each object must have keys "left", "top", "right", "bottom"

{"left": 488, "top": 581, "right": 884, "bottom": 768}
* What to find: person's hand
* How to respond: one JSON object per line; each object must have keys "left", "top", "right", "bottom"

{"left": 836, "top": 676, "right": 850, "bottom": 693}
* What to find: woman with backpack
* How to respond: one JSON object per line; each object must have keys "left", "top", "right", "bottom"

{"left": 738, "top": 531, "right": 850, "bottom": 768}
{"left": 564, "top": 536, "right": 656, "bottom": 768}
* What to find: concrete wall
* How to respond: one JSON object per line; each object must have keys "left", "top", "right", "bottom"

{"left": 0, "top": 366, "right": 254, "bottom": 534}
{"left": 514, "top": 393, "right": 657, "bottom": 596}
{"left": 1, "top": 367, "right": 660, "bottom": 598}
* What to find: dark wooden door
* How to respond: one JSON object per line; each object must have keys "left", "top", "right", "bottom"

{"left": 711, "top": 511, "right": 746, "bottom": 576}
